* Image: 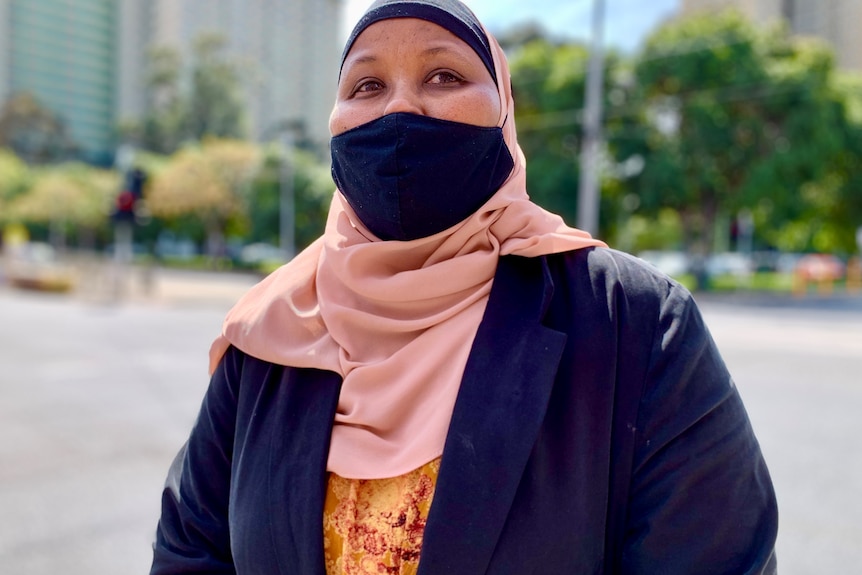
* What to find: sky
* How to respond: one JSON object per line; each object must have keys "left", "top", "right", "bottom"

{"left": 343, "top": 0, "right": 681, "bottom": 54}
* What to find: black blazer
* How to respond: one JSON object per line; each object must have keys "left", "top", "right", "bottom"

{"left": 151, "top": 248, "right": 778, "bottom": 574}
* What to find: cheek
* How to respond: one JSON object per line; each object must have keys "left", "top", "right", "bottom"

{"left": 485, "top": 86, "right": 504, "bottom": 124}
{"left": 454, "top": 87, "right": 501, "bottom": 127}
{"left": 328, "top": 106, "right": 340, "bottom": 136}
{"left": 329, "top": 103, "right": 354, "bottom": 136}
{"left": 483, "top": 94, "right": 503, "bottom": 126}
{"left": 330, "top": 100, "right": 386, "bottom": 136}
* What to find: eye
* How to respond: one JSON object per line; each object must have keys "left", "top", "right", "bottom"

{"left": 427, "top": 70, "right": 463, "bottom": 85}
{"left": 353, "top": 78, "right": 384, "bottom": 96}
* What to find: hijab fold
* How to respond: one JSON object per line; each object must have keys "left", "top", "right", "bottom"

{"left": 210, "top": 8, "right": 605, "bottom": 479}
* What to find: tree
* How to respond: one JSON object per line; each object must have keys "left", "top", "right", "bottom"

{"left": 184, "top": 34, "right": 246, "bottom": 142}
{"left": 146, "top": 139, "right": 261, "bottom": 258}
{"left": 495, "top": 21, "right": 550, "bottom": 52}
{"left": 133, "top": 47, "right": 187, "bottom": 154}
{"left": 509, "top": 39, "right": 589, "bottom": 225}
{"left": 0, "top": 93, "right": 78, "bottom": 163}
{"left": 733, "top": 38, "right": 862, "bottom": 255}
{"left": 0, "top": 149, "right": 31, "bottom": 225}
{"left": 246, "top": 145, "right": 335, "bottom": 252}
{"left": 618, "top": 10, "right": 860, "bottom": 277}
{"left": 127, "top": 33, "right": 246, "bottom": 155}
{"left": 830, "top": 74, "right": 862, "bottom": 253}
{"left": 508, "top": 37, "right": 625, "bottom": 231}
{"left": 4, "top": 163, "right": 118, "bottom": 248}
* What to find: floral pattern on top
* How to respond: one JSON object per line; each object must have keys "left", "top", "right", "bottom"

{"left": 323, "top": 458, "right": 441, "bottom": 575}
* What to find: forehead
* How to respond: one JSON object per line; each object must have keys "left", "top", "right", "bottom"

{"left": 343, "top": 17, "right": 479, "bottom": 64}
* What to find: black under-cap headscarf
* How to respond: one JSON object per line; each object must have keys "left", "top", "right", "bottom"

{"left": 340, "top": 0, "right": 497, "bottom": 85}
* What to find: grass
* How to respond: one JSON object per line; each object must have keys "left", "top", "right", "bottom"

{"left": 708, "top": 272, "right": 795, "bottom": 292}
{"left": 675, "top": 271, "right": 832, "bottom": 294}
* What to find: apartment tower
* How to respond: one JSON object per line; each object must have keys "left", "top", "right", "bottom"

{"left": 681, "top": 0, "right": 862, "bottom": 71}
{"left": 0, "top": 0, "right": 345, "bottom": 164}
{"left": 0, "top": 0, "right": 117, "bottom": 164}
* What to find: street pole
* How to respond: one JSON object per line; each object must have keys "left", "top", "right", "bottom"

{"left": 279, "top": 131, "right": 296, "bottom": 260}
{"left": 263, "top": 118, "right": 304, "bottom": 261}
{"left": 112, "top": 145, "right": 136, "bottom": 301}
{"left": 577, "top": 0, "right": 606, "bottom": 236}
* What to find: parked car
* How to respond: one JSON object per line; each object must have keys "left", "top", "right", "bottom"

{"left": 794, "top": 254, "right": 845, "bottom": 282}
{"left": 637, "top": 250, "right": 690, "bottom": 277}
{"left": 239, "top": 243, "right": 288, "bottom": 265}
{"left": 706, "top": 252, "right": 752, "bottom": 277}
{"left": 4, "top": 242, "right": 75, "bottom": 292}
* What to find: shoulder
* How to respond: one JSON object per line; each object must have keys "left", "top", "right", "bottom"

{"left": 213, "top": 345, "right": 341, "bottom": 404}
{"left": 549, "top": 246, "right": 683, "bottom": 295}
{"left": 540, "top": 247, "right": 696, "bottom": 325}
{"left": 211, "top": 344, "right": 288, "bottom": 400}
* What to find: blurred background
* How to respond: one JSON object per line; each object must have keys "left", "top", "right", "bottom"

{"left": 0, "top": 0, "right": 860, "bottom": 573}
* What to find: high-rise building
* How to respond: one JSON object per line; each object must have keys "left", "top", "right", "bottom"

{"left": 118, "top": 0, "right": 344, "bottom": 153}
{"left": 681, "top": 0, "right": 783, "bottom": 22}
{"left": 0, "top": 0, "right": 345, "bottom": 164}
{"left": 0, "top": 1, "right": 10, "bottom": 106}
{"left": 680, "top": 0, "right": 862, "bottom": 72}
{"left": 784, "top": 0, "right": 862, "bottom": 72}
{"left": 0, "top": 0, "right": 118, "bottom": 164}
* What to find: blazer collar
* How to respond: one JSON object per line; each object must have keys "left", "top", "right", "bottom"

{"left": 418, "top": 254, "right": 567, "bottom": 575}
{"left": 266, "top": 255, "right": 566, "bottom": 575}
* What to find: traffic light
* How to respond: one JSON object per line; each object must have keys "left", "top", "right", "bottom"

{"left": 113, "top": 168, "right": 147, "bottom": 223}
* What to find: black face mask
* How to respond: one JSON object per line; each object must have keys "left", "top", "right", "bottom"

{"left": 330, "top": 112, "right": 514, "bottom": 241}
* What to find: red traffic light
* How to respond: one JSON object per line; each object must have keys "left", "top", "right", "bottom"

{"left": 116, "top": 190, "right": 136, "bottom": 212}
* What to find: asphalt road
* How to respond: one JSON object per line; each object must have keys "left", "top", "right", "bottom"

{"left": 0, "top": 270, "right": 860, "bottom": 574}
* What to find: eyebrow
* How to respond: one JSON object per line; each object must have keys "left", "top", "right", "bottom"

{"left": 345, "top": 55, "right": 379, "bottom": 69}
{"left": 421, "top": 45, "right": 476, "bottom": 66}
{"left": 422, "top": 45, "right": 467, "bottom": 58}
{"left": 344, "top": 43, "right": 475, "bottom": 71}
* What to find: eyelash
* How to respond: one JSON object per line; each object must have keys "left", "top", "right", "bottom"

{"left": 354, "top": 79, "right": 383, "bottom": 94}
{"left": 428, "top": 70, "right": 462, "bottom": 84}
{"left": 351, "top": 70, "right": 464, "bottom": 96}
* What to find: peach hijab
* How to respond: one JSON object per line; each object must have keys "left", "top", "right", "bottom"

{"left": 209, "top": 6, "right": 605, "bottom": 479}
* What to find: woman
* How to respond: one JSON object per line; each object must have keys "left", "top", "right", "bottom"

{"left": 151, "top": 1, "right": 778, "bottom": 573}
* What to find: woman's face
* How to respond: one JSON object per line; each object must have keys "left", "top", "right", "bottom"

{"left": 330, "top": 17, "right": 501, "bottom": 136}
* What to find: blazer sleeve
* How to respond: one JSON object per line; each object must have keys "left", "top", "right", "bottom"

{"left": 619, "top": 282, "right": 778, "bottom": 574}
{"left": 150, "top": 346, "right": 242, "bottom": 574}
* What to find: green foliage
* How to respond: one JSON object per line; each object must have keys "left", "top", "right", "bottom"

{"left": 125, "top": 33, "right": 247, "bottom": 155}
{"left": 146, "top": 139, "right": 261, "bottom": 256}
{"left": 0, "top": 149, "right": 31, "bottom": 222}
{"left": 185, "top": 34, "right": 247, "bottom": 142}
{"left": 630, "top": 11, "right": 768, "bottom": 253}
{"left": 4, "top": 13, "right": 858, "bottom": 268}
{"left": 2, "top": 161, "right": 119, "bottom": 249}
{"left": 134, "top": 47, "right": 187, "bottom": 154}
{"left": 141, "top": 138, "right": 333, "bottom": 258}
{"left": 619, "top": 208, "right": 684, "bottom": 253}
{"left": 825, "top": 73, "right": 862, "bottom": 252}
{"left": 503, "top": 10, "right": 862, "bottom": 266}
{"left": 509, "top": 39, "right": 590, "bottom": 224}
{"left": 495, "top": 22, "right": 550, "bottom": 52}
{"left": 0, "top": 93, "right": 78, "bottom": 163}
{"left": 617, "top": 9, "right": 862, "bottom": 260}
{"left": 246, "top": 145, "right": 334, "bottom": 251}
{"left": 0, "top": 137, "right": 337, "bottom": 259}
{"left": 7, "top": 163, "right": 117, "bottom": 227}
{"left": 708, "top": 271, "right": 794, "bottom": 292}
{"left": 509, "top": 38, "right": 636, "bottom": 233}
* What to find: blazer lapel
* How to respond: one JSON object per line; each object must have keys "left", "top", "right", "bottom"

{"left": 266, "top": 367, "right": 342, "bottom": 575}
{"left": 418, "top": 255, "right": 567, "bottom": 575}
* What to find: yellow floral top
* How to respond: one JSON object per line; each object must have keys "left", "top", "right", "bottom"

{"left": 323, "top": 458, "right": 441, "bottom": 575}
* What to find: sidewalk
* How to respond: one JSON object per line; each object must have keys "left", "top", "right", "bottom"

{"left": 69, "top": 262, "right": 264, "bottom": 309}
{"left": 693, "top": 288, "right": 862, "bottom": 314}
{"left": 5, "top": 257, "right": 862, "bottom": 313}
